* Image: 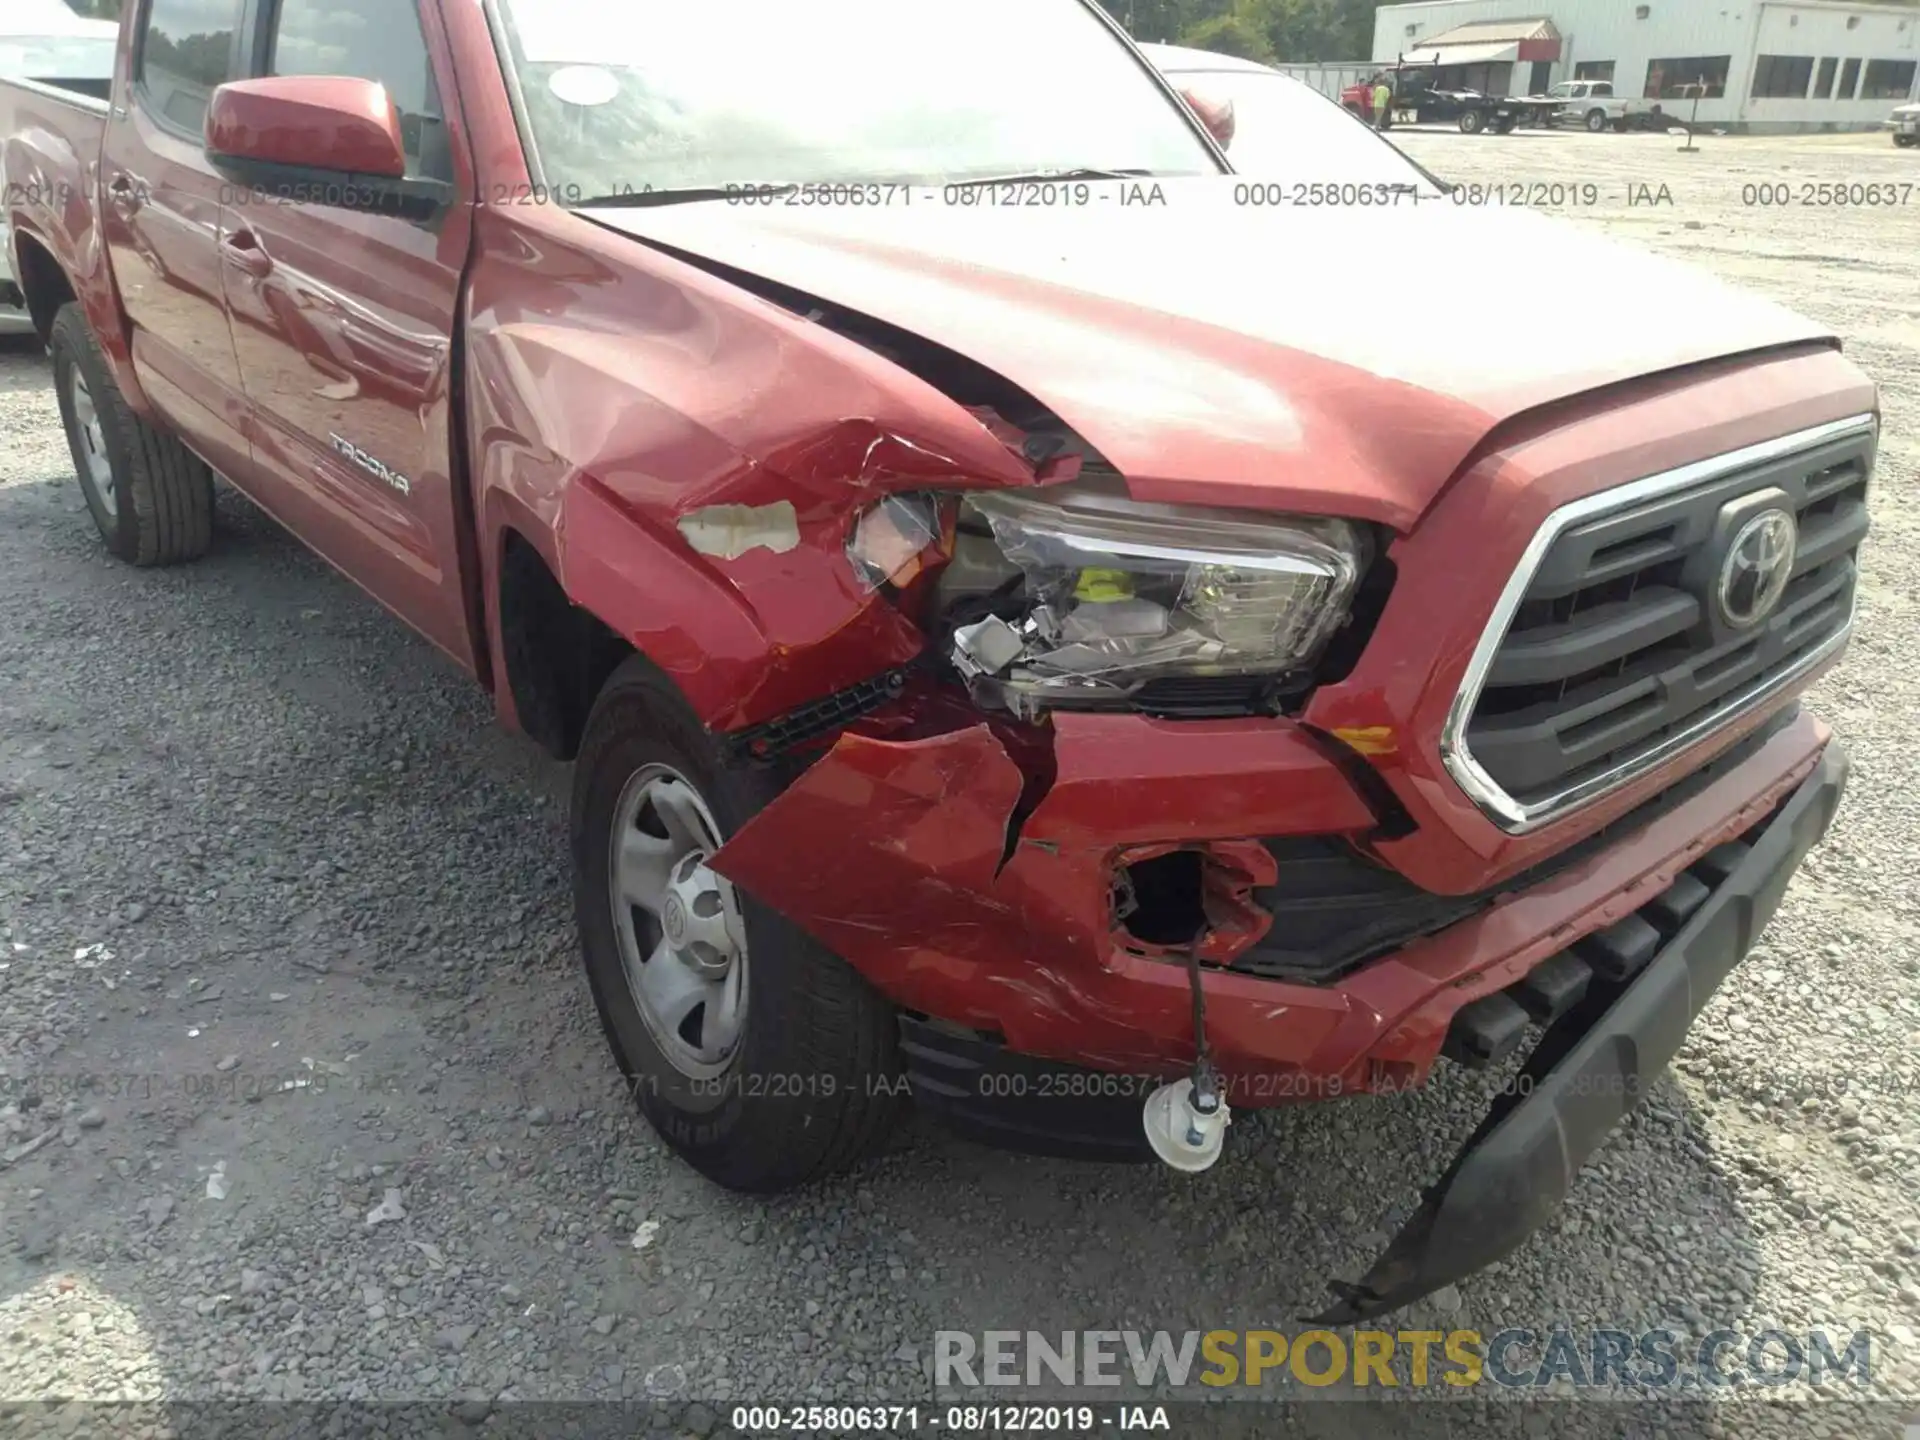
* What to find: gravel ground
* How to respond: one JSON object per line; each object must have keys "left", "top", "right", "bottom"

{"left": 2, "top": 130, "right": 1918, "bottom": 1438}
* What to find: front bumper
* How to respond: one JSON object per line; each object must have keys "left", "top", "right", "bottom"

{"left": 711, "top": 705, "right": 1833, "bottom": 1090}
{"left": 1315, "top": 740, "right": 1848, "bottom": 1321}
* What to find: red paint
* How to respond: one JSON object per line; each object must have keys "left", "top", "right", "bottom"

{"left": 713, "top": 710, "right": 1830, "bottom": 1096}
{"left": 1303, "top": 345, "right": 1875, "bottom": 895}
{"left": 2, "top": 4, "right": 1867, "bottom": 1110}
{"left": 581, "top": 195, "right": 1833, "bottom": 531}
{"left": 205, "top": 77, "right": 407, "bottom": 179}
{"left": 1177, "top": 87, "right": 1237, "bottom": 148}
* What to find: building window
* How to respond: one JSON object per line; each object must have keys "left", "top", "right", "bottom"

{"left": 1816, "top": 56, "right": 1838, "bottom": 98}
{"left": 1644, "top": 56, "right": 1729, "bottom": 100}
{"left": 1861, "top": 59, "right": 1918, "bottom": 100}
{"left": 1574, "top": 60, "right": 1616, "bottom": 83}
{"left": 1752, "top": 54, "right": 1816, "bottom": 99}
{"left": 1837, "top": 57, "right": 1862, "bottom": 99}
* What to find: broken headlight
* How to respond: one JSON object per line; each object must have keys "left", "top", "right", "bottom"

{"left": 948, "top": 481, "right": 1362, "bottom": 717}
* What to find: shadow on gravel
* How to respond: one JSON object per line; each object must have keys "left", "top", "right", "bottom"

{"left": 860, "top": 1076, "right": 1772, "bottom": 1370}
{"left": 0, "top": 445, "right": 1790, "bottom": 1433}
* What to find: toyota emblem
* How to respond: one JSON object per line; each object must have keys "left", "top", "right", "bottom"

{"left": 1716, "top": 508, "right": 1798, "bottom": 629}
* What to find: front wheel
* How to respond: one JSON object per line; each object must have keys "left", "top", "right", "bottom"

{"left": 571, "top": 657, "right": 906, "bottom": 1192}
{"left": 1459, "top": 110, "right": 1486, "bottom": 134}
{"left": 1896, "top": 134, "right": 1918, "bottom": 148}
{"left": 1586, "top": 109, "right": 1610, "bottom": 132}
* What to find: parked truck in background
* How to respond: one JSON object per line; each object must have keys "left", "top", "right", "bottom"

{"left": 1544, "top": 78, "right": 1666, "bottom": 133}
{"left": 1341, "top": 66, "right": 1561, "bottom": 133}
{"left": 1890, "top": 100, "right": 1920, "bottom": 147}
{"left": 3, "top": 0, "right": 1875, "bottom": 1323}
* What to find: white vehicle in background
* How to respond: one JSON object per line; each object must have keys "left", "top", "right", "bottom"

{"left": 1544, "top": 79, "right": 1663, "bottom": 133}
{"left": 1890, "top": 101, "right": 1920, "bottom": 148}
{"left": 0, "top": 1, "right": 117, "bottom": 335}
{"left": 1137, "top": 42, "right": 1442, "bottom": 183}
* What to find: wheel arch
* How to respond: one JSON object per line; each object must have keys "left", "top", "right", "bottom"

{"left": 11, "top": 228, "right": 75, "bottom": 344}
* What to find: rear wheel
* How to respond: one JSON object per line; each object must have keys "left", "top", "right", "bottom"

{"left": 571, "top": 657, "right": 906, "bottom": 1192}
{"left": 1896, "top": 134, "right": 1918, "bottom": 148}
{"left": 1459, "top": 109, "right": 1486, "bottom": 134}
{"left": 49, "top": 303, "right": 213, "bottom": 566}
{"left": 1586, "top": 108, "right": 1610, "bottom": 133}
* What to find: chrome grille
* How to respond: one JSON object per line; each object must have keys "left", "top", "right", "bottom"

{"left": 1444, "top": 415, "right": 1874, "bottom": 832}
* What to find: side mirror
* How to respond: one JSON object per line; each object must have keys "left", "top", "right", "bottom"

{"left": 205, "top": 76, "right": 449, "bottom": 220}
{"left": 1179, "top": 86, "right": 1236, "bottom": 150}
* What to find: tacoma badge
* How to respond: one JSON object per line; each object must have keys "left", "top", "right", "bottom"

{"left": 329, "top": 434, "right": 412, "bottom": 496}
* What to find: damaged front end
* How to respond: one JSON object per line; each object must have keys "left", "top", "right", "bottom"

{"left": 1311, "top": 745, "right": 1847, "bottom": 1321}
{"left": 939, "top": 478, "right": 1370, "bottom": 723}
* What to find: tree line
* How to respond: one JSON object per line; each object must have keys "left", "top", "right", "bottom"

{"left": 1093, "top": 0, "right": 1383, "bottom": 63}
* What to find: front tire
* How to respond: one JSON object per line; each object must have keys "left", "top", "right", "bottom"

{"left": 1459, "top": 110, "right": 1486, "bottom": 134}
{"left": 572, "top": 657, "right": 905, "bottom": 1192}
{"left": 1586, "top": 109, "right": 1610, "bottom": 133}
{"left": 49, "top": 303, "right": 213, "bottom": 566}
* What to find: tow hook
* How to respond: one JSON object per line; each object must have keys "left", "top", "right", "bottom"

{"left": 1142, "top": 943, "right": 1232, "bottom": 1171}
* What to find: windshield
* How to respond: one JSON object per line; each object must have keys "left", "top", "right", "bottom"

{"left": 492, "top": 0, "right": 1220, "bottom": 202}
{"left": 1164, "top": 70, "right": 1434, "bottom": 188}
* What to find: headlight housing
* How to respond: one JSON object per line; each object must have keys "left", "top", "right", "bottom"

{"left": 943, "top": 480, "right": 1364, "bottom": 717}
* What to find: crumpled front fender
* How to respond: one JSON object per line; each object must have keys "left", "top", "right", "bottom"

{"left": 708, "top": 711, "right": 1378, "bottom": 1073}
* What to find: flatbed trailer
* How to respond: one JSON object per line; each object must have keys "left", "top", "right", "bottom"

{"left": 1341, "top": 73, "right": 1563, "bottom": 134}
{"left": 1420, "top": 90, "right": 1564, "bottom": 134}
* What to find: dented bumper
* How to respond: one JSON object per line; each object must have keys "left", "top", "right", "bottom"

{"left": 711, "top": 704, "right": 1835, "bottom": 1092}
{"left": 1316, "top": 741, "right": 1847, "bottom": 1321}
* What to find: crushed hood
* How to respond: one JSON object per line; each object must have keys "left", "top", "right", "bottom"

{"left": 586, "top": 179, "right": 1833, "bottom": 530}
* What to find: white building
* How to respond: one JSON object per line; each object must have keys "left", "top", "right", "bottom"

{"left": 1371, "top": 0, "right": 1920, "bottom": 130}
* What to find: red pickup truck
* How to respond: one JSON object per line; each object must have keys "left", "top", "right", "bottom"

{"left": 4, "top": 0, "right": 1875, "bottom": 1322}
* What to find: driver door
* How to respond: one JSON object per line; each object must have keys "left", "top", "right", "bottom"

{"left": 222, "top": 0, "right": 480, "bottom": 671}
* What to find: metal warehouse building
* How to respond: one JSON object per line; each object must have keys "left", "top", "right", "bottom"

{"left": 1370, "top": 0, "right": 1920, "bottom": 130}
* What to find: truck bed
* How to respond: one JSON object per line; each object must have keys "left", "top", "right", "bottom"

{"left": 1, "top": 74, "right": 111, "bottom": 326}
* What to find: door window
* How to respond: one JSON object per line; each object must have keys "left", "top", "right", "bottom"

{"left": 138, "top": 0, "right": 240, "bottom": 131}
{"left": 267, "top": 0, "right": 450, "bottom": 179}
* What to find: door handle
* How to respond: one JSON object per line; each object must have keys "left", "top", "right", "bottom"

{"left": 222, "top": 228, "right": 274, "bottom": 279}
{"left": 106, "top": 174, "right": 143, "bottom": 215}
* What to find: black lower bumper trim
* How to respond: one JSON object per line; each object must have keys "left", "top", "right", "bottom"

{"left": 899, "top": 1016, "right": 1155, "bottom": 1163}
{"left": 1311, "top": 743, "right": 1849, "bottom": 1324}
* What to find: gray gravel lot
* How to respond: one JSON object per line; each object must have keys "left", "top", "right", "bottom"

{"left": 2, "top": 130, "right": 1918, "bottom": 1437}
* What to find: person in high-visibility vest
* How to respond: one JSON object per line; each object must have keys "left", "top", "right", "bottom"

{"left": 1372, "top": 77, "right": 1393, "bottom": 129}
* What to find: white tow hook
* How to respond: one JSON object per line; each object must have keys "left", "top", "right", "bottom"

{"left": 1142, "top": 1076, "right": 1231, "bottom": 1172}
{"left": 1144, "top": 940, "right": 1232, "bottom": 1173}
